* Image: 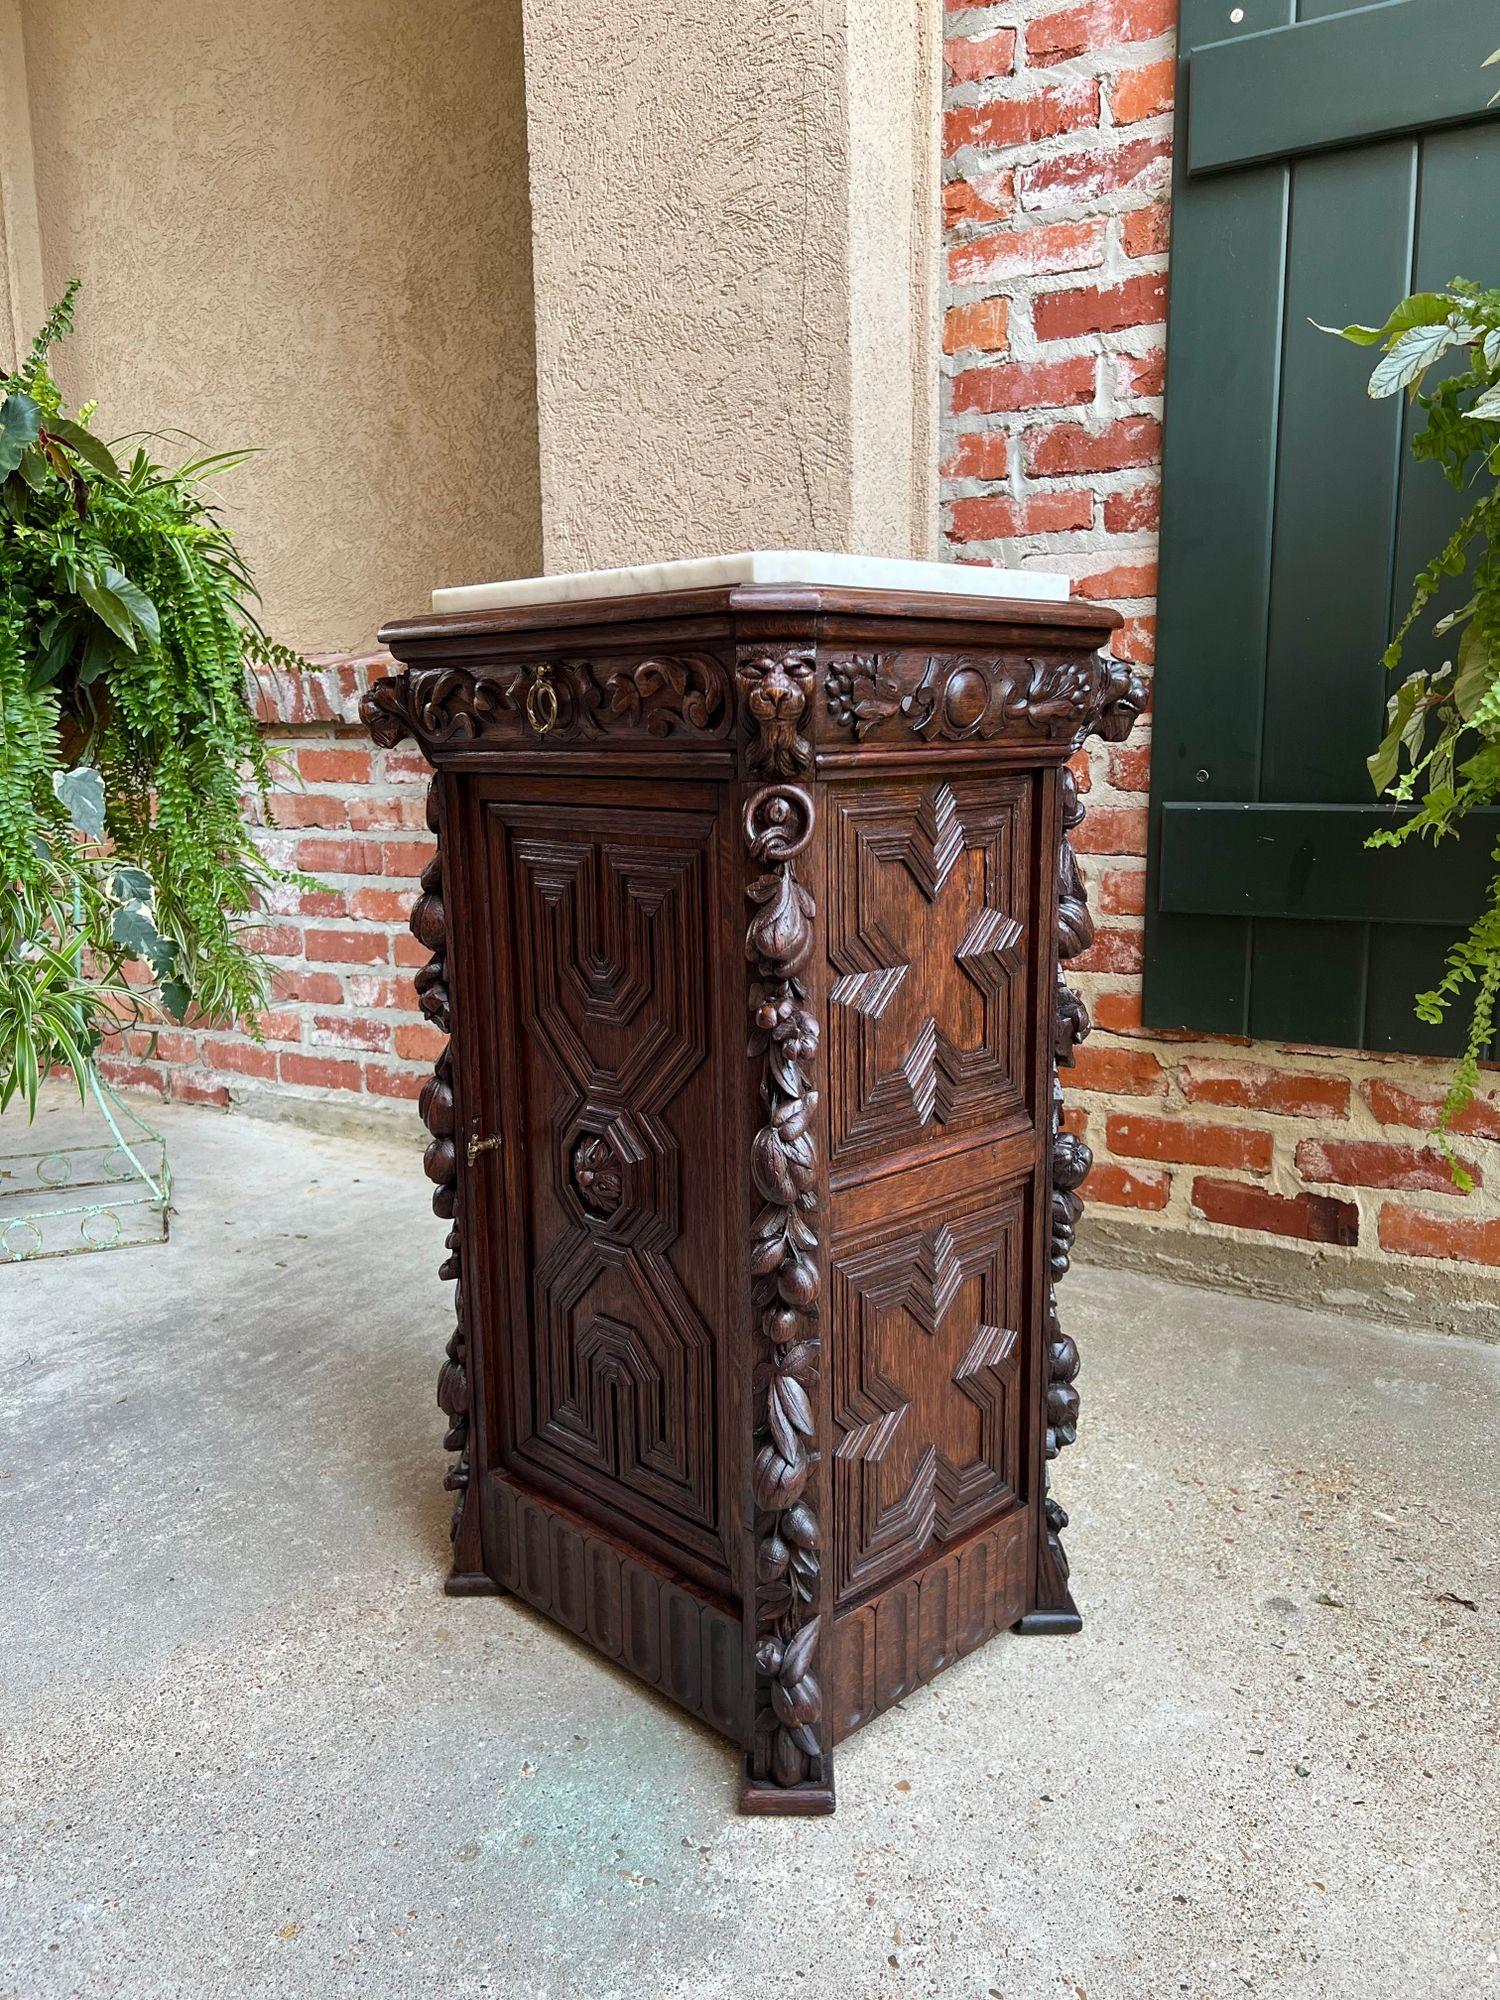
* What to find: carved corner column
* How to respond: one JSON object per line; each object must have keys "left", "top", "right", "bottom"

{"left": 361, "top": 685, "right": 495, "bottom": 1597}
{"left": 1020, "top": 659, "right": 1147, "bottom": 1636}
{"left": 737, "top": 648, "right": 834, "bottom": 1814}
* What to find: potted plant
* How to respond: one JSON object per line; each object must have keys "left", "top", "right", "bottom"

{"left": 1327, "top": 279, "right": 1500, "bottom": 1177}
{"left": 0, "top": 283, "right": 306, "bottom": 1119}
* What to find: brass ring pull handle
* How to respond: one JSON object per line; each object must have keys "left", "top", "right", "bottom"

{"left": 524, "top": 662, "right": 559, "bottom": 736}
{"left": 467, "top": 1132, "right": 501, "bottom": 1167}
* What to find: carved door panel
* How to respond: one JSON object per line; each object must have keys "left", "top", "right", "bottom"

{"left": 826, "top": 775, "right": 1034, "bottom": 1165}
{"left": 477, "top": 788, "right": 730, "bottom": 1592}
{"left": 830, "top": 1190, "right": 1027, "bottom": 1607}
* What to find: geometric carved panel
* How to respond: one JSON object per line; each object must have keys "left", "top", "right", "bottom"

{"left": 826, "top": 777, "right": 1032, "bottom": 1164}
{"left": 831, "top": 1194, "right": 1025, "bottom": 1607}
{"left": 487, "top": 803, "right": 725, "bottom": 1585}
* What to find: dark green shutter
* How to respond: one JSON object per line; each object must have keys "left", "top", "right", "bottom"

{"left": 1145, "top": 0, "right": 1500, "bottom": 1055}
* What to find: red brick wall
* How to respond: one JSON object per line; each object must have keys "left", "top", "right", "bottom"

{"left": 941, "top": 0, "right": 1500, "bottom": 1278}
{"left": 98, "top": 654, "right": 442, "bottom": 1117}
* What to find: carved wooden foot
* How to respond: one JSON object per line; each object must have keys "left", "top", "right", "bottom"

{"left": 1012, "top": 1593, "right": 1083, "bottom": 1637}
{"left": 740, "top": 1760, "right": 837, "bottom": 1817}
{"left": 444, "top": 1571, "right": 505, "bottom": 1598}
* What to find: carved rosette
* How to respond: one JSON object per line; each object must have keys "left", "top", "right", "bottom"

{"left": 743, "top": 783, "right": 827, "bottom": 1798}
{"left": 1043, "top": 656, "right": 1147, "bottom": 1592}
{"left": 569, "top": 1132, "right": 625, "bottom": 1218}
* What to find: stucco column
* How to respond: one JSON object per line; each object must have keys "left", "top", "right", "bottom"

{"left": 0, "top": 0, "right": 43, "bottom": 367}
{"left": 519, "top": 0, "right": 940, "bottom": 571}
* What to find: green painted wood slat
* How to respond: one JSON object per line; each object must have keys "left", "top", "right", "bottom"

{"left": 1144, "top": 0, "right": 1500, "bottom": 1057}
{"left": 1189, "top": 0, "right": 1498, "bottom": 175}
{"left": 1158, "top": 805, "right": 1500, "bottom": 926}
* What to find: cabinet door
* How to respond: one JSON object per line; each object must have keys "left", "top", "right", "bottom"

{"left": 472, "top": 782, "right": 733, "bottom": 1594}
{"left": 825, "top": 773, "right": 1035, "bottom": 1167}
{"left": 830, "top": 1186, "right": 1027, "bottom": 1608}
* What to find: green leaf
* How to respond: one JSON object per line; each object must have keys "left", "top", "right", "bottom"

{"left": 15, "top": 443, "right": 51, "bottom": 492}
{"left": 1470, "top": 385, "right": 1500, "bottom": 422}
{"left": 108, "top": 866, "right": 155, "bottom": 905}
{"left": 1315, "top": 293, "right": 1454, "bottom": 348}
{"left": 52, "top": 765, "right": 106, "bottom": 840}
{"left": 1370, "top": 678, "right": 1423, "bottom": 795}
{"left": 1368, "top": 732, "right": 1401, "bottom": 797}
{"left": 0, "top": 392, "right": 41, "bottom": 477}
{"left": 42, "top": 416, "right": 121, "bottom": 483}
{"left": 1484, "top": 329, "right": 1500, "bottom": 373}
{"left": 76, "top": 623, "right": 117, "bottom": 687}
{"left": 100, "top": 564, "right": 160, "bottom": 645}
{"left": 1453, "top": 622, "right": 1494, "bottom": 722}
{"left": 1368, "top": 323, "right": 1460, "bottom": 400}
{"left": 110, "top": 902, "right": 176, "bottom": 975}
{"left": 76, "top": 567, "right": 138, "bottom": 649}
{"left": 1433, "top": 597, "right": 1476, "bottom": 637}
{"left": 1399, "top": 690, "right": 1430, "bottom": 763}
{"left": 30, "top": 612, "right": 77, "bottom": 690}
{"left": 160, "top": 978, "right": 192, "bottom": 1023}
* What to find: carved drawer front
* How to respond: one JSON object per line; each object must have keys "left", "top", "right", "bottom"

{"left": 826, "top": 775, "right": 1033, "bottom": 1166}
{"left": 482, "top": 797, "right": 728, "bottom": 1590}
{"left": 830, "top": 1190, "right": 1026, "bottom": 1609}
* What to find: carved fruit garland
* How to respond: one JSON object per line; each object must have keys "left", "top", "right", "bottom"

{"left": 360, "top": 683, "right": 475, "bottom": 1558}
{"left": 744, "top": 783, "right": 825, "bottom": 1792}
{"left": 407, "top": 777, "right": 474, "bottom": 1547}
{"left": 1043, "top": 661, "right": 1147, "bottom": 1587}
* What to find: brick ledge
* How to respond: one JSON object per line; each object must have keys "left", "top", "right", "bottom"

{"left": 1079, "top": 1213, "right": 1500, "bottom": 1345}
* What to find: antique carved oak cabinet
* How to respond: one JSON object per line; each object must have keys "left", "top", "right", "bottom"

{"left": 364, "top": 554, "right": 1142, "bottom": 1815}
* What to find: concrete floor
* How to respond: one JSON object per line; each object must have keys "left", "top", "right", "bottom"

{"left": 1, "top": 1093, "right": 1497, "bottom": 2000}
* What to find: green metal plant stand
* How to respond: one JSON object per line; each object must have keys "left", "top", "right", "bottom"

{"left": 0, "top": 1066, "right": 171, "bottom": 1261}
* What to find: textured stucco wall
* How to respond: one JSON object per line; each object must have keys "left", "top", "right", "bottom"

{"left": 848, "top": 0, "right": 942, "bottom": 560}
{"left": 520, "top": 0, "right": 940, "bottom": 572}
{"left": 21, "top": 0, "right": 541, "bottom": 651}
{"left": 0, "top": 0, "right": 43, "bottom": 368}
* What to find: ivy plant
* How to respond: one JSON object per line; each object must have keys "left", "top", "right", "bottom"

{"left": 1324, "top": 278, "right": 1500, "bottom": 1180}
{"left": 0, "top": 284, "right": 308, "bottom": 1114}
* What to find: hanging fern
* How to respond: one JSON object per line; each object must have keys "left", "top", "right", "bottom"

{"left": 0, "top": 281, "right": 310, "bottom": 1114}
{"left": 1326, "top": 278, "right": 1500, "bottom": 1183}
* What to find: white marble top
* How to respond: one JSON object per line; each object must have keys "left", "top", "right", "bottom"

{"left": 431, "top": 550, "right": 1069, "bottom": 615}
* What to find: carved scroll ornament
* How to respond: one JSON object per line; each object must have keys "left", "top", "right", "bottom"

{"left": 744, "top": 782, "right": 826, "bottom": 1796}
{"left": 823, "top": 649, "right": 1147, "bottom": 750}
{"left": 360, "top": 652, "right": 732, "bottom": 750}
